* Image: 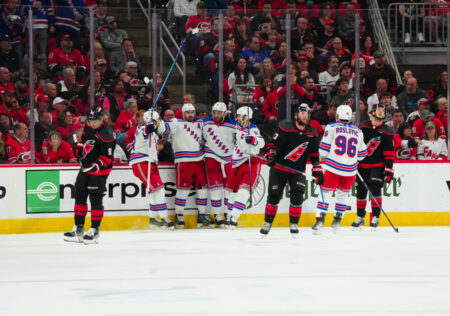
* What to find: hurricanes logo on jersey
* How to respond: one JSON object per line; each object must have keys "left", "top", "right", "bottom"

{"left": 397, "top": 148, "right": 413, "bottom": 159}
{"left": 285, "top": 142, "right": 309, "bottom": 162}
{"left": 366, "top": 136, "right": 381, "bottom": 156}
{"left": 83, "top": 140, "right": 95, "bottom": 158}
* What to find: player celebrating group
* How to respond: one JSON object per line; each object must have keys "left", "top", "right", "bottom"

{"left": 202, "top": 102, "right": 236, "bottom": 227}
{"left": 64, "top": 106, "right": 116, "bottom": 244}
{"left": 168, "top": 103, "right": 211, "bottom": 228}
{"left": 352, "top": 103, "right": 394, "bottom": 230}
{"left": 225, "top": 106, "right": 264, "bottom": 228}
{"left": 312, "top": 104, "right": 367, "bottom": 234}
{"left": 261, "top": 104, "right": 324, "bottom": 237}
{"left": 129, "top": 110, "right": 174, "bottom": 229}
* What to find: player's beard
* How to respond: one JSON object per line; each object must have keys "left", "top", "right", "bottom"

{"left": 296, "top": 115, "right": 309, "bottom": 127}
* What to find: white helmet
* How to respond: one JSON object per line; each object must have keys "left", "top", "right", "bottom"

{"left": 336, "top": 104, "right": 352, "bottom": 121}
{"left": 296, "top": 103, "right": 311, "bottom": 115}
{"left": 182, "top": 103, "right": 196, "bottom": 114}
{"left": 236, "top": 106, "right": 253, "bottom": 120}
{"left": 143, "top": 109, "right": 160, "bottom": 124}
{"left": 212, "top": 102, "right": 227, "bottom": 114}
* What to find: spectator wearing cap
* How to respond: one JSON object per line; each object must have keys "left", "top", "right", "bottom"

{"left": 412, "top": 109, "right": 446, "bottom": 141}
{"left": 363, "top": 50, "right": 397, "bottom": 97}
{"left": 240, "top": 36, "right": 269, "bottom": 76}
{"left": 0, "top": 0, "right": 24, "bottom": 66}
{"left": 435, "top": 97, "right": 448, "bottom": 134}
{"left": 99, "top": 15, "right": 128, "bottom": 56}
{"left": 0, "top": 66, "right": 14, "bottom": 94}
{"left": 40, "top": 129, "right": 76, "bottom": 163}
{"left": 48, "top": 34, "right": 86, "bottom": 79}
{"left": 291, "top": 16, "right": 315, "bottom": 57}
{"left": 315, "top": 19, "right": 337, "bottom": 55}
{"left": 398, "top": 77, "right": 429, "bottom": 117}
{"left": 386, "top": 109, "right": 405, "bottom": 134}
{"left": 109, "top": 39, "right": 141, "bottom": 77}
{"left": 56, "top": 68, "right": 80, "bottom": 101}
{"left": 28, "top": 94, "right": 51, "bottom": 123}
{"left": 0, "top": 89, "right": 28, "bottom": 124}
{"left": 394, "top": 122, "right": 419, "bottom": 160}
{"left": 415, "top": 121, "right": 448, "bottom": 160}
{"left": 5, "top": 122, "right": 31, "bottom": 163}
{"left": 297, "top": 55, "right": 317, "bottom": 84}
{"left": 0, "top": 34, "right": 20, "bottom": 75}
{"left": 22, "top": 0, "right": 55, "bottom": 56}
{"left": 406, "top": 98, "right": 431, "bottom": 125}
{"left": 34, "top": 111, "right": 53, "bottom": 153}
{"left": 367, "top": 78, "right": 398, "bottom": 113}
{"left": 50, "top": 96, "right": 67, "bottom": 125}
{"left": 54, "top": 0, "right": 87, "bottom": 49}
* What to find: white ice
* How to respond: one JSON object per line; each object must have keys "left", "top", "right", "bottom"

{"left": 1, "top": 227, "right": 450, "bottom": 316}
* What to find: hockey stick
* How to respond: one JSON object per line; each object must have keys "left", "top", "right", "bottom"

{"left": 247, "top": 108, "right": 253, "bottom": 208}
{"left": 356, "top": 171, "right": 399, "bottom": 233}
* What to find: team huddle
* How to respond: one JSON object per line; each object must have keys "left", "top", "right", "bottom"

{"left": 63, "top": 100, "right": 394, "bottom": 244}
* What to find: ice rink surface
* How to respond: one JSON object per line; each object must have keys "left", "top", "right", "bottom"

{"left": 1, "top": 227, "right": 450, "bottom": 316}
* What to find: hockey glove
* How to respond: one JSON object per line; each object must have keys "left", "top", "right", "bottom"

{"left": 312, "top": 165, "right": 324, "bottom": 186}
{"left": 82, "top": 163, "right": 99, "bottom": 173}
{"left": 264, "top": 149, "right": 277, "bottom": 167}
{"left": 245, "top": 136, "right": 257, "bottom": 145}
{"left": 145, "top": 123, "right": 155, "bottom": 134}
{"left": 407, "top": 139, "right": 418, "bottom": 148}
{"left": 384, "top": 168, "right": 394, "bottom": 183}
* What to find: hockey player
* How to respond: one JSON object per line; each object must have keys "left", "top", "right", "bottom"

{"left": 64, "top": 106, "right": 116, "bottom": 244}
{"left": 202, "top": 102, "right": 236, "bottom": 227}
{"left": 168, "top": 103, "right": 211, "bottom": 228}
{"left": 312, "top": 104, "right": 368, "bottom": 234}
{"left": 225, "top": 106, "right": 265, "bottom": 228}
{"left": 129, "top": 109, "right": 174, "bottom": 229}
{"left": 260, "top": 104, "right": 324, "bottom": 236}
{"left": 352, "top": 103, "right": 394, "bottom": 230}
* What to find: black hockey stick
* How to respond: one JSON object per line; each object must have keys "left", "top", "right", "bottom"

{"left": 356, "top": 171, "right": 399, "bottom": 233}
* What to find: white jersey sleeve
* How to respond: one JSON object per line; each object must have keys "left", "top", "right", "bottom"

{"left": 417, "top": 139, "right": 448, "bottom": 160}
{"left": 232, "top": 124, "right": 265, "bottom": 167}
{"left": 168, "top": 118, "right": 204, "bottom": 163}
{"left": 319, "top": 122, "right": 366, "bottom": 176}
{"left": 202, "top": 117, "right": 236, "bottom": 164}
{"left": 129, "top": 122, "right": 168, "bottom": 165}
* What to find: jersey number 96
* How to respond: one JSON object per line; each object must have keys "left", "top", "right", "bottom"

{"left": 335, "top": 136, "right": 357, "bottom": 157}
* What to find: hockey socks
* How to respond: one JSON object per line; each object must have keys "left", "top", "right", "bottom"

{"left": 264, "top": 203, "right": 278, "bottom": 224}
{"left": 230, "top": 189, "right": 250, "bottom": 222}
{"left": 174, "top": 189, "right": 189, "bottom": 215}
{"left": 74, "top": 204, "right": 88, "bottom": 226}
{"left": 91, "top": 209, "right": 104, "bottom": 229}
{"left": 316, "top": 189, "right": 332, "bottom": 217}
{"left": 357, "top": 199, "right": 367, "bottom": 218}
{"left": 210, "top": 189, "right": 223, "bottom": 215}
{"left": 196, "top": 189, "right": 208, "bottom": 215}
{"left": 371, "top": 197, "right": 382, "bottom": 218}
{"left": 289, "top": 205, "right": 302, "bottom": 225}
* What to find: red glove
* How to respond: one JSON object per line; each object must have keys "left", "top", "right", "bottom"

{"left": 384, "top": 168, "right": 394, "bottom": 183}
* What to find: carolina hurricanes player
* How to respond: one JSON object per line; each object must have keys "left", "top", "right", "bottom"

{"left": 225, "top": 106, "right": 265, "bottom": 229}
{"left": 168, "top": 103, "right": 211, "bottom": 228}
{"left": 202, "top": 102, "right": 236, "bottom": 227}
{"left": 129, "top": 110, "right": 174, "bottom": 229}
{"left": 352, "top": 103, "right": 394, "bottom": 230}
{"left": 312, "top": 104, "right": 367, "bottom": 234}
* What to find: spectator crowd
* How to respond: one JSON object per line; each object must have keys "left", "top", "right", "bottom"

{"left": 0, "top": 0, "right": 448, "bottom": 164}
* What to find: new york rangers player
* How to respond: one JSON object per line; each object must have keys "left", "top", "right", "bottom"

{"left": 225, "top": 106, "right": 264, "bottom": 228}
{"left": 312, "top": 104, "right": 367, "bottom": 233}
{"left": 202, "top": 102, "right": 236, "bottom": 227}
{"left": 129, "top": 110, "right": 174, "bottom": 229}
{"left": 168, "top": 103, "right": 211, "bottom": 228}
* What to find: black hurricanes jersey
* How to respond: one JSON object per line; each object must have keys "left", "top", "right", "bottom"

{"left": 267, "top": 121, "right": 320, "bottom": 173}
{"left": 359, "top": 120, "right": 394, "bottom": 169}
{"left": 81, "top": 120, "right": 116, "bottom": 176}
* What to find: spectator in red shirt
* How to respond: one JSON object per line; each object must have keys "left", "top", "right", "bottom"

{"left": 5, "top": 122, "right": 31, "bottom": 164}
{"left": 435, "top": 97, "right": 448, "bottom": 134}
{"left": 115, "top": 98, "right": 138, "bottom": 147}
{"left": 412, "top": 109, "right": 446, "bottom": 141}
{"left": 0, "top": 89, "right": 28, "bottom": 124}
{"left": 48, "top": 34, "right": 86, "bottom": 79}
{"left": 0, "top": 67, "right": 14, "bottom": 94}
{"left": 103, "top": 78, "right": 128, "bottom": 126}
{"left": 394, "top": 122, "right": 419, "bottom": 160}
{"left": 0, "top": 128, "right": 6, "bottom": 163}
{"left": 41, "top": 130, "right": 77, "bottom": 163}
{"left": 253, "top": 76, "right": 274, "bottom": 112}
{"left": 55, "top": 110, "right": 76, "bottom": 141}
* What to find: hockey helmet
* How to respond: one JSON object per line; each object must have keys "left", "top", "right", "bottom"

{"left": 296, "top": 103, "right": 311, "bottom": 114}
{"left": 236, "top": 106, "right": 253, "bottom": 120}
{"left": 212, "top": 102, "right": 227, "bottom": 114}
{"left": 143, "top": 109, "right": 160, "bottom": 124}
{"left": 372, "top": 103, "right": 386, "bottom": 114}
{"left": 87, "top": 106, "right": 104, "bottom": 121}
{"left": 336, "top": 104, "right": 352, "bottom": 121}
{"left": 182, "top": 103, "right": 196, "bottom": 114}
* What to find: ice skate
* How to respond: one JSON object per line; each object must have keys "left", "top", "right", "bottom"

{"left": 176, "top": 214, "right": 185, "bottom": 229}
{"left": 197, "top": 213, "right": 213, "bottom": 228}
{"left": 229, "top": 216, "right": 238, "bottom": 230}
{"left": 162, "top": 217, "right": 175, "bottom": 230}
{"left": 259, "top": 222, "right": 272, "bottom": 237}
{"left": 370, "top": 216, "right": 379, "bottom": 231}
{"left": 215, "top": 214, "right": 225, "bottom": 228}
{"left": 352, "top": 216, "right": 365, "bottom": 231}
{"left": 290, "top": 223, "right": 299, "bottom": 238}
{"left": 150, "top": 217, "right": 164, "bottom": 228}
{"left": 63, "top": 225, "right": 84, "bottom": 243}
{"left": 224, "top": 213, "right": 231, "bottom": 228}
{"left": 331, "top": 212, "right": 343, "bottom": 234}
{"left": 312, "top": 212, "right": 326, "bottom": 235}
{"left": 83, "top": 227, "right": 99, "bottom": 244}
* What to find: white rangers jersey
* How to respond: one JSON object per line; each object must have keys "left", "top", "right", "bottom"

{"left": 202, "top": 117, "right": 236, "bottom": 164}
{"left": 129, "top": 122, "right": 168, "bottom": 165}
{"left": 318, "top": 70, "right": 340, "bottom": 92}
{"left": 232, "top": 124, "right": 265, "bottom": 167}
{"left": 168, "top": 118, "right": 204, "bottom": 163}
{"left": 319, "top": 122, "right": 368, "bottom": 176}
{"left": 417, "top": 139, "right": 448, "bottom": 160}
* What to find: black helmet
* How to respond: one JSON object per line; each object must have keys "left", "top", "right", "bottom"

{"left": 87, "top": 106, "right": 103, "bottom": 121}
